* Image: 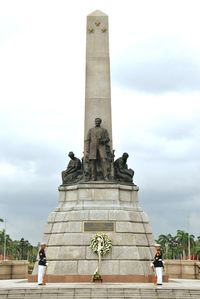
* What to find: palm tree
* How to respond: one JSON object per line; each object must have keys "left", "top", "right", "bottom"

{"left": 0, "top": 230, "right": 4, "bottom": 257}
{"left": 167, "top": 234, "right": 180, "bottom": 259}
{"left": 157, "top": 234, "right": 176, "bottom": 258}
{"left": 194, "top": 239, "right": 200, "bottom": 260}
{"left": 0, "top": 229, "right": 12, "bottom": 259}
{"left": 175, "top": 230, "right": 195, "bottom": 259}
{"left": 157, "top": 234, "right": 170, "bottom": 257}
{"left": 176, "top": 230, "right": 188, "bottom": 259}
{"left": 188, "top": 233, "right": 195, "bottom": 259}
{"left": 10, "top": 240, "right": 21, "bottom": 259}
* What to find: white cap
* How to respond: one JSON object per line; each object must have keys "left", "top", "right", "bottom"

{"left": 40, "top": 242, "right": 47, "bottom": 246}
{"left": 154, "top": 243, "right": 161, "bottom": 247}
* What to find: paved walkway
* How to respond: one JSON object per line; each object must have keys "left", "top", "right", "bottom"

{"left": 1, "top": 279, "right": 200, "bottom": 299}
{"left": 0, "top": 278, "right": 199, "bottom": 289}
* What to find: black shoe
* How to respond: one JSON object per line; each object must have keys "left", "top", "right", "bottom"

{"left": 38, "top": 283, "right": 43, "bottom": 285}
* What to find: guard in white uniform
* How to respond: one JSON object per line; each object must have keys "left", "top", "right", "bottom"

{"left": 152, "top": 243, "right": 164, "bottom": 285}
{"left": 38, "top": 242, "right": 47, "bottom": 285}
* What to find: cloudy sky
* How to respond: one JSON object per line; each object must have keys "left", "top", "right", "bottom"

{"left": 1, "top": 0, "right": 200, "bottom": 245}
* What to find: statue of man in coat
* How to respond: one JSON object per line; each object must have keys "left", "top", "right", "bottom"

{"left": 85, "top": 118, "right": 110, "bottom": 181}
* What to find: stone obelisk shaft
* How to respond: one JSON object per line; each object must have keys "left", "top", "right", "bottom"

{"left": 84, "top": 10, "right": 113, "bottom": 151}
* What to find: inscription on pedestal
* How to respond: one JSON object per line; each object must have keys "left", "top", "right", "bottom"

{"left": 84, "top": 222, "right": 114, "bottom": 232}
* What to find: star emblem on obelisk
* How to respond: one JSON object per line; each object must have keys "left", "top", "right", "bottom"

{"left": 101, "top": 27, "right": 107, "bottom": 33}
{"left": 95, "top": 20, "right": 101, "bottom": 26}
{"left": 88, "top": 26, "right": 94, "bottom": 33}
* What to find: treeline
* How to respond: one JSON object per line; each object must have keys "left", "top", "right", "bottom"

{"left": 156, "top": 230, "right": 200, "bottom": 260}
{"left": 1, "top": 218, "right": 200, "bottom": 262}
{"left": 0, "top": 227, "right": 38, "bottom": 263}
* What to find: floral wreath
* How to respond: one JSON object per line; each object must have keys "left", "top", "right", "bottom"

{"left": 90, "top": 233, "right": 112, "bottom": 256}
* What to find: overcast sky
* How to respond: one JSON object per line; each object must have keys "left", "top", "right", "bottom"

{"left": 0, "top": 0, "right": 200, "bottom": 245}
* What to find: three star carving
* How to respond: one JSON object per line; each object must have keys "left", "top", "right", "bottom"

{"left": 88, "top": 20, "right": 107, "bottom": 34}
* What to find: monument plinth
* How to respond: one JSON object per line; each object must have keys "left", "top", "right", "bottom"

{"left": 30, "top": 183, "right": 156, "bottom": 282}
{"left": 29, "top": 10, "right": 163, "bottom": 283}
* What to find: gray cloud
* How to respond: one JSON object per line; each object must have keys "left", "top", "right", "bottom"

{"left": 0, "top": 181, "right": 57, "bottom": 244}
{"left": 112, "top": 36, "right": 200, "bottom": 93}
{"left": 141, "top": 188, "right": 200, "bottom": 238}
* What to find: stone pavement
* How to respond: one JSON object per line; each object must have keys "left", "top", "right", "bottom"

{"left": 0, "top": 279, "right": 200, "bottom": 298}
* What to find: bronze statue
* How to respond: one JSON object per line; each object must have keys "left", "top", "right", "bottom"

{"left": 85, "top": 118, "right": 110, "bottom": 181}
{"left": 114, "top": 152, "right": 134, "bottom": 183}
{"left": 61, "top": 152, "right": 82, "bottom": 184}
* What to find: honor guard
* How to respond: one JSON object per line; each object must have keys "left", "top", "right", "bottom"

{"left": 38, "top": 242, "right": 47, "bottom": 285}
{"left": 151, "top": 243, "right": 164, "bottom": 286}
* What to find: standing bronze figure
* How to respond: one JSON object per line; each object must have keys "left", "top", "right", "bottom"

{"left": 85, "top": 118, "right": 110, "bottom": 181}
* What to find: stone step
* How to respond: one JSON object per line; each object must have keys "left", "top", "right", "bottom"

{"left": 1, "top": 288, "right": 200, "bottom": 298}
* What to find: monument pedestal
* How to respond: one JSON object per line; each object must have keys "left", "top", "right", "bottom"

{"left": 29, "top": 183, "right": 166, "bottom": 282}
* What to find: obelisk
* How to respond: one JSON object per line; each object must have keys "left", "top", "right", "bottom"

{"left": 84, "top": 10, "right": 113, "bottom": 151}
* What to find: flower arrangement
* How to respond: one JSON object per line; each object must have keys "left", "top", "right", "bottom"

{"left": 90, "top": 233, "right": 112, "bottom": 282}
{"left": 90, "top": 233, "right": 112, "bottom": 256}
{"left": 92, "top": 271, "right": 102, "bottom": 282}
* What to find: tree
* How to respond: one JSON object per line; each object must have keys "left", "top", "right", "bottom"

{"left": 174, "top": 230, "right": 195, "bottom": 259}
{"left": 0, "top": 229, "right": 12, "bottom": 259}
{"left": 0, "top": 231, "right": 38, "bottom": 262}
{"left": 176, "top": 230, "right": 189, "bottom": 259}
{"left": 157, "top": 234, "right": 170, "bottom": 257}
{"left": 157, "top": 230, "right": 199, "bottom": 260}
{"left": 157, "top": 233, "right": 179, "bottom": 259}
{"left": 194, "top": 237, "right": 200, "bottom": 260}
